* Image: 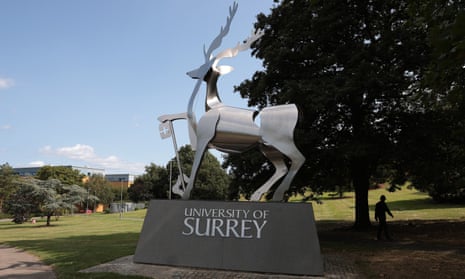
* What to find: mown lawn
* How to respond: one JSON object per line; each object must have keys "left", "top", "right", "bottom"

{"left": 288, "top": 186, "right": 465, "bottom": 221}
{"left": 0, "top": 211, "right": 147, "bottom": 279}
{"left": 1, "top": 188, "right": 464, "bottom": 278}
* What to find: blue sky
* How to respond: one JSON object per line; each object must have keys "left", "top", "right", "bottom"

{"left": 0, "top": 0, "right": 275, "bottom": 174}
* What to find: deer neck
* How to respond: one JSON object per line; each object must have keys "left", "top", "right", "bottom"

{"left": 187, "top": 78, "right": 202, "bottom": 137}
{"left": 204, "top": 69, "right": 222, "bottom": 111}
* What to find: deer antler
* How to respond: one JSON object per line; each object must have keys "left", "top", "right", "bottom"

{"left": 203, "top": 2, "right": 238, "bottom": 61}
{"left": 214, "top": 28, "right": 264, "bottom": 63}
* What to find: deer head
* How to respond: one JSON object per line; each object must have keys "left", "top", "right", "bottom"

{"left": 186, "top": 2, "right": 263, "bottom": 148}
{"left": 187, "top": 5, "right": 263, "bottom": 80}
{"left": 186, "top": 2, "right": 238, "bottom": 80}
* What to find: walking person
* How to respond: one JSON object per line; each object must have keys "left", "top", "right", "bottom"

{"left": 375, "top": 195, "right": 394, "bottom": 240}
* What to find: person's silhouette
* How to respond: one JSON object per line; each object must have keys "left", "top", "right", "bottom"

{"left": 375, "top": 195, "right": 394, "bottom": 240}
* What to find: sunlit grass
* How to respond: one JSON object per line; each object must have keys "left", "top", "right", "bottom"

{"left": 289, "top": 186, "right": 465, "bottom": 221}
{"left": 0, "top": 211, "right": 146, "bottom": 279}
{"left": 1, "top": 190, "right": 464, "bottom": 278}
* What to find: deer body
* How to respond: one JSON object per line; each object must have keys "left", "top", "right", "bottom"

{"left": 181, "top": 2, "right": 305, "bottom": 201}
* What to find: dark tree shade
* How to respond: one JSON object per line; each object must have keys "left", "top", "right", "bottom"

{"left": 232, "top": 0, "right": 430, "bottom": 228}
{"left": 171, "top": 145, "right": 230, "bottom": 201}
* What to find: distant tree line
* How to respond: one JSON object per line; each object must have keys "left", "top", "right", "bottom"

{"left": 0, "top": 146, "right": 230, "bottom": 224}
{"left": 0, "top": 164, "right": 120, "bottom": 225}
{"left": 128, "top": 145, "right": 230, "bottom": 202}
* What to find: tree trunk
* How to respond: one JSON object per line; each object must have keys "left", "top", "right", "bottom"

{"left": 46, "top": 214, "right": 51, "bottom": 226}
{"left": 351, "top": 158, "right": 372, "bottom": 229}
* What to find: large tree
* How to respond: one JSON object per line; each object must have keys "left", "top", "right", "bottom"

{"left": 3, "top": 178, "right": 40, "bottom": 223}
{"left": 131, "top": 147, "right": 230, "bottom": 201}
{"left": 401, "top": 0, "right": 465, "bottom": 202}
{"left": 36, "top": 165, "right": 84, "bottom": 186}
{"left": 174, "top": 145, "right": 230, "bottom": 200}
{"left": 128, "top": 178, "right": 154, "bottom": 203}
{"left": 133, "top": 163, "right": 169, "bottom": 200}
{"left": 222, "top": 149, "right": 272, "bottom": 200}
{"left": 4, "top": 178, "right": 90, "bottom": 225}
{"left": 0, "top": 163, "right": 18, "bottom": 211}
{"left": 233, "top": 0, "right": 429, "bottom": 228}
{"left": 84, "top": 174, "right": 115, "bottom": 208}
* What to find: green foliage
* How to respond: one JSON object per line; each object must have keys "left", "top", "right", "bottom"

{"left": 419, "top": 0, "right": 465, "bottom": 103}
{"left": 128, "top": 179, "right": 154, "bottom": 203}
{"left": 397, "top": 111, "right": 465, "bottom": 202}
{"left": 130, "top": 163, "right": 168, "bottom": 201}
{"left": 84, "top": 174, "right": 115, "bottom": 206}
{"left": 403, "top": 0, "right": 465, "bottom": 202}
{"left": 0, "top": 163, "right": 18, "bottom": 211}
{"left": 173, "top": 145, "right": 230, "bottom": 200}
{"left": 222, "top": 149, "right": 273, "bottom": 200}
{"left": 3, "top": 178, "right": 90, "bottom": 225}
{"left": 232, "top": 0, "right": 431, "bottom": 227}
{"left": 132, "top": 146, "right": 230, "bottom": 201}
{"left": 35, "top": 165, "right": 85, "bottom": 186}
{"left": 3, "top": 178, "right": 41, "bottom": 223}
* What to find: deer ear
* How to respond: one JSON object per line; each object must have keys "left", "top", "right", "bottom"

{"left": 217, "top": 65, "right": 234, "bottom": 75}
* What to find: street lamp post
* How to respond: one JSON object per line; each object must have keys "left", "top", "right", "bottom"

{"left": 86, "top": 187, "right": 89, "bottom": 214}
{"left": 169, "top": 160, "right": 173, "bottom": 200}
{"left": 119, "top": 178, "right": 124, "bottom": 219}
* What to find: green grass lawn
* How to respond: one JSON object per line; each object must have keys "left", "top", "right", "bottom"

{"left": 1, "top": 189, "right": 464, "bottom": 278}
{"left": 307, "top": 187, "right": 465, "bottom": 221}
{"left": 0, "top": 211, "right": 147, "bottom": 279}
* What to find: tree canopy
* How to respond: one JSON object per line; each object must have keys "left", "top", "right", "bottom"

{"left": 128, "top": 163, "right": 167, "bottom": 202}
{"left": 401, "top": 0, "right": 465, "bottom": 202}
{"left": 173, "top": 145, "right": 230, "bottom": 200}
{"left": 227, "top": 0, "right": 465, "bottom": 227}
{"left": 3, "top": 178, "right": 92, "bottom": 225}
{"left": 35, "top": 165, "right": 85, "bottom": 186}
{"left": 130, "top": 146, "right": 230, "bottom": 202}
{"left": 0, "top": 163, "right": 18, "bottom": 210}
{"left": 83, "top": 174, "right": 115, "bottom": 207}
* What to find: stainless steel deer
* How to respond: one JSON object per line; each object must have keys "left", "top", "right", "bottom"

{"left": 177, "top": 2, "right": 305, "bottom": 202}
{"left": 157, "top": 3, "right": 304, "bottom": 201}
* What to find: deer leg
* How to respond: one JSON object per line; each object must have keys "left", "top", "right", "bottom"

{"left": 250, "top": 145, "right": 288, "bottom": 201}
{"left": 270, "top": 143, "right": 305, "bottom": 201}
{"left": 182, "top": 110, "right": 220, "bottom": 200}
{"left": 259, "top": 104, "right": 305, "bottom": 201}
{"left": 182, "top": 139, "right": 210, "bottom": 200}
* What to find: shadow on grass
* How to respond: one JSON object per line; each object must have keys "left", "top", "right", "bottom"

{"left": 319, "top": 195, "right": 354, "bottom": 200}
{"left": 368, "top": 198, "right": 465, "bottom": 211}
{"left": 5, "top": 233, "right": 146, "bottom": 279}
{"left": 0, "top": 223, "right": 74, "bottom": 230}
{"left": 317, "top": 219, "right": 465, "bottom": 255}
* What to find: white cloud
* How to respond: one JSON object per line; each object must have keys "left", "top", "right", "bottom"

{"left": 55, "top": 144, "right": 96, "bottom": 160}
{"left": 0, "top": 124, "right": 12, "bottom": 130}
{"left": 29, "top": 161, "right": 45, "bottom": 167}
{"left": 0, "top": 78, "right": 14, "bottom": 90}
{"left": 40, "top": 144, "right": 145, "bottom": 174}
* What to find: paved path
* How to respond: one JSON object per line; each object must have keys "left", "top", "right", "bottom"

{"left": 0, "top": 244, "right": 360, "bottom": 278}
{"left": 0, "top": 244, "right": 56, "bottom": 279}
{"left": 81, "top": 254, "right": 361, "bottom": 279}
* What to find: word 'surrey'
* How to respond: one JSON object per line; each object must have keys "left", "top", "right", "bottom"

{"left": 182, "top": 207, "right": 270, "bottom": 239}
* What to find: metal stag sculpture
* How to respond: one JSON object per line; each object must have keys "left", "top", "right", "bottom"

{"left": 159, "top": 2, "right": 305, "bottom": 201}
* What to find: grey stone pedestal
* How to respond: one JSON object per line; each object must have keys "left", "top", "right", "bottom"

{"left": 134, "top": 200, "right": 324, "bottom": 276}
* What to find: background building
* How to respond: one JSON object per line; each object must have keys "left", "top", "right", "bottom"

{"left": 105, "top": 174, "right": 135, "bottom": 189}
{"left": 13, "top": 166, "right": 135, "bottom": 188}
{"left": 13, "top": 166, "right": 105, "bottom": 177}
